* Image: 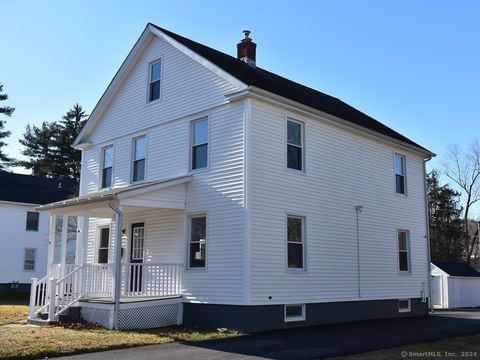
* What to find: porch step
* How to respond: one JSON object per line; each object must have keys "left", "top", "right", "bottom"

{"left": 27, "top": 318, "right": 56, "bottom": 326}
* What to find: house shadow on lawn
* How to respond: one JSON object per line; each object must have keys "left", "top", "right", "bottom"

{"left": 174, "top": 312, "right": 480, "bottom": 360}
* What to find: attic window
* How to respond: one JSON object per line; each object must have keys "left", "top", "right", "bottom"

{"left": 149, "top": 60, "right": 161, "bottom": 102}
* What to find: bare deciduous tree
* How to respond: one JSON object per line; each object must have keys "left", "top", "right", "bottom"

{"left": 443, "top": 140, "right": 480, "bottom": 263}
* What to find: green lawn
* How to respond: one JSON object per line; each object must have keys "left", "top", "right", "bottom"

{"left": 331, "top": 333, "right": 480, "bottom": 360}
{"left": 0, "top": 304, "right": 238, "bottom": 360}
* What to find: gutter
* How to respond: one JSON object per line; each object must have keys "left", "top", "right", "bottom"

{"left": 423, "top": 159, "right": 433, "bottom": 310}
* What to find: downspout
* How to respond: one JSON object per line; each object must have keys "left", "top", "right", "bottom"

{"left": 423, "top": 159, "right": 433, "bottom": 311}
{"left": 355, "top": 205, "right": 363, "bottom": 298}
{"left": 108, "top": 199, "right": 123, "bottom": 330}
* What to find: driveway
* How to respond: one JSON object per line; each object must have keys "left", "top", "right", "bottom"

{"left": 53, "top": 310, "right": 480, "bottom": 360}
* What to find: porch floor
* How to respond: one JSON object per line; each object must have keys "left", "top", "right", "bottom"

{"left": 79, "top": 295, "right": 182, "bottom": 304}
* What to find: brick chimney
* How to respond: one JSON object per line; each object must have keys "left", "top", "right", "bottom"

{"left": 237, "top": 30, "right": 256, "bottom": 67}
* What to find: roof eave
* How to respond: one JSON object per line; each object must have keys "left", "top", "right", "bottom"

{"left": 226, "top": 86, "right": 436, "bottom": 159}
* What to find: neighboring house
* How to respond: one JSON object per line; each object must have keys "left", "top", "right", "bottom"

{"left": 28, "top": 24, "right": 434, "bottom": 331}
{"left": 431, "top": 261, "right": 480, "bottom": 309}
{"left": 0, "top": 172, "right": 77, "bottom": 292}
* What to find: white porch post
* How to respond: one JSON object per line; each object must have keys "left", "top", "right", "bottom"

{"left": 109, "top": 202, "right": 123, "bottom": 330}
{"left": 60, "top": 214, "right": 68, "bottom": 278}
{"left": 78, "top": 215, "right": 89, "bottom": 298}
{"left": 46, "top": 214, "right": 56, "bottom": 274}
{"left": 75, "top": 216, "right": 82, "bottom": 266}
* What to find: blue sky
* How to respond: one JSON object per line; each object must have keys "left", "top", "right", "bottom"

{"left": 1, "top": 0, "right": 479, "bottom": 180}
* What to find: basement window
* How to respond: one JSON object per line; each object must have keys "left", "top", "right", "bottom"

{"left": 284, "top": 304, "right": 305, "bottom": 322}
{"left": 398, "top": 299, "right": 411, "bottom": 313}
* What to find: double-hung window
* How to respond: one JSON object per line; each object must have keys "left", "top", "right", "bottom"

{"left": 395, "top": 153, "right": 406, "bottom": 194}
{"left": 287, "top": 119, "right": 304, "bottom": 171}
{"left": 101, "top": 145, "right": 113, "bottom": 189}
{"left": 97, "top": 227, "right": 110, "bottom": 264}
{"left": 24, "top": 248, "right": 36, "bottom": 271}
{"left": 191, "top": 118, "right": 208, "bottom": 170}
{"left": 26, "top": 211, "right": 39, "bottom": 231}
{"left": 132, "top": 136, "right": 146, "bottom": 182}
{"left": 398, "top": 230, "right": 410, "bottom": 272}
{"left": 287, "top": 216, "right": 305, "bottom": 269}
{"left": 149, "top": 60, "right": 161, "bottom": 102}
{"left": 189, "top": 216, "right": 206, "bottom": 268}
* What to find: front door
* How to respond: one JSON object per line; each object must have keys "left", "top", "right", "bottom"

{"left": 129, "top": 223, "right": 145, "bottom": 293}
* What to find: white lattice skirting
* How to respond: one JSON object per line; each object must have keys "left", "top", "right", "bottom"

{"left": 79, "top": 298, "right": 183, "bottom": 329}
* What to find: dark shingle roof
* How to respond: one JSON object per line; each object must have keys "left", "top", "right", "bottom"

{"left": 433, "top": 261, "right": 480, "bottom": 277}
{"left": 0, "top": 172, "right": 78, "bottom": 205}
{"left": 151, "top": 24, "right": 432, "bottom": 155}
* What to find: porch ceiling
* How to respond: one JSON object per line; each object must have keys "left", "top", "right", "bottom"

{"left": 36, "top": 175, "right": 192, "bottom": 216}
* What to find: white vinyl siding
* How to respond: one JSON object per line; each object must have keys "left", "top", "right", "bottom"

{"left": 249, "top": 99, "right": 428, "bottom": 305}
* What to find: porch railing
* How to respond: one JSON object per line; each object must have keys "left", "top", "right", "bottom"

{"left": 29, "top": 262, "right": 183, "bottom": 322}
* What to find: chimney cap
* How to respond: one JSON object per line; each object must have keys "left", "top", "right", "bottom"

{"left": 242, "top": 30, "right": 251, "bottom": 39}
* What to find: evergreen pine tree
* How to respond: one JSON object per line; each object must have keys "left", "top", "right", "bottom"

{"left": 427, "top": 170, "right": 465, "bottom": 261}
{"left": 18, "top": 122, "right": 57, "bottom": 176}
{"left": 52, "top": 103, "right": 88, "bottom": 180}
{"left": 0, "top": 84, "right": 15, "bottom": 170}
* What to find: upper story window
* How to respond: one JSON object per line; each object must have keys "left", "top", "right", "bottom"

{"left": 395, "top": 153, "right": 406, "bottom": 194}
{"left": 398, "top": 230, "right": 410, "bottom": 272}
{"left": 132, "top": 136, "right": 146, "bottom": 182}
{"left": 26, "top": 211, "right": 39, "bottom": 231}
{"left": 287, "top": 119, "right": 304, "bottom": 171}
{"left": 191, "top": 118, "right": 208, "bottom": 170}
{"left": 101, "top": 145, "right": 114, "bottom": 189}
{"left": 189, "top": 216, "right": 206, "bottom": 268}
{"left": 287, "top": 215, "right": 305, "bottom": 269}
{"left": 149, "top": 60, "right": 161, "bottom": 102}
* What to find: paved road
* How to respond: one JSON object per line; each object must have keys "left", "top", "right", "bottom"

{"left": 53, "top": 310, "right": 480, "bottom": 360}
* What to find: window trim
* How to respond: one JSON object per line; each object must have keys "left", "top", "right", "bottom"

{"left": 394, "top": 153, "right": 407, "bottom": 196}
{"left": 96, "top": 225, "right": 111, "bottom": 264}
{"left": 100, "top": 144, "right": 114, "bottom": 190}
{"left": 23, "top": 248, "right": 36, "bottom": 272}
{"left": 398, "top": 298, "right": 411, "bottom": 313}
{"left": 147, "top": 58, "right": 162, "bottom": 103}
{"left": 131, "top": 134, "right": 148, "bottom": 184}
{"left": 186, "top": 213, "right": 208, "bottom": 270}
{"left": 286, "top": 118, "right": 305, "bottom": 172}
{"left": 284, "top": 304, "right": 306, "bottom": 322}
{"left": 286, "top": 214, "right": 306, "bottom": 271}
{"left": 190, "top": 117, "right": 210, "bottom": 172}
{"left": 25, "top": 211, "right": 40, "bottom": 232}
{"left": 397, "top": 229, "right": 411, "bottom": 274}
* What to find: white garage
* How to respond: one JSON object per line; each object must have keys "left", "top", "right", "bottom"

{"left": 431, "top": 261, "right": 480, "bottom": 309}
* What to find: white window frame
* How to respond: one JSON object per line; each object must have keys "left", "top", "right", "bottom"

{"left": 398, "top": 298, "right": 411, "bottom": 313}
{"left": 147, "top": 59, "right": 162, "bottom": 103}
{"left": 25, "top": 211, "right": 40, "bottom": 232}
{"left": 96, "top": 225, "right": 111, "bottom": 264}
{"left": 190, "top": 117, "right": 209, "bottom": 171}
{"left": 397, "top": 229, "right": 411, "bottom": 273}
{"left": 286, "top": 214, "right": 306, "bottom": 271}
{"left": 131, "top": 135, "right": 147, "bottom": 184}
{"left": 130, "top": 223, "right": 146, "bottom": 262}
{"left": 100, "top": 144, "right": 114, "bottom": 189}
{"left": 187, "top": 214, "right": 207, "bottom": 270}
{"left": 286, "top": 118, "right": 305, "bottom": 172}
{"left": 284, "top": 304, "right": 306, "bottom": 322}
{"left": 23, "top": 248, "right": 36, "bottom": 271}
{"left": 394, "top": 153, "right": 407, "bottom": 195}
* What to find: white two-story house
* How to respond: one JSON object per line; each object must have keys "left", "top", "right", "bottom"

{"left": 28, "top": 24, "right": 434, "bottom": 331}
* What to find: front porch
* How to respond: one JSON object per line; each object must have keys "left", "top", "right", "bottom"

{"left": 28, "top": 176, "right": 191, "bottom": 329}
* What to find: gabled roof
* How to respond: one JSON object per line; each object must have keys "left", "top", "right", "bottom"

{"left": 75, "top": 23, "right": 433, "bottom": 156}
{"left": 0, "top": 172, "right": 78, "bottom": 205}
{"left": 432, "top": 261, "right": 480, "bottom": 277}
